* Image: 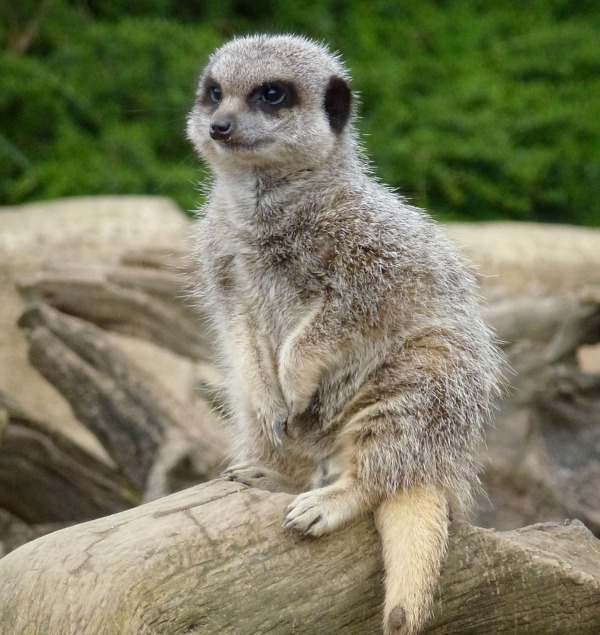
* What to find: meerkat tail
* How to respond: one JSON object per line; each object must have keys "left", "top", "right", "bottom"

{"left": 374, "top": 486, "right": 449, "bottom": 635}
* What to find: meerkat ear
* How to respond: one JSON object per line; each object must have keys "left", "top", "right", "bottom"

{"left": 324, "top": 76, "right": 352, "bottom": 133}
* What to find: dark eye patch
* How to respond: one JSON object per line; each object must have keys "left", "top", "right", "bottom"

{"left": 200, "top": 76, "right": 222, "bottom": 108}
{"left": 260, "top": 82, "right": 287, "bottom": 105}
{"left": 209, "top": 84, "right": 222, "bottom": 103}
{"left": 248, "top": 81, "right": 298, "bottom": 112}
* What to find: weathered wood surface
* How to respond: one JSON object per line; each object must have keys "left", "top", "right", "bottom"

{"left": 18, "top": 252, "right": 214, "bottom": 362}
{"left": 0, "top": 479, "right": 598, "bottom": 635}
{"left": 478, "top": 289, "right": 600, "bottom": 534}
{"left": 0, "top": 390, "right": 137, "bottom": 524}
{"left": 0, "top": 196, "right": 191, "bottom": 443}
{"left": 0, "top": 508, "right": 70, "bottom": 558}
{"left": 0, "top": 302, "right": 228, "bottom": 552}
{"left": 17, "top": 304, "right": 228, "bottom": 494}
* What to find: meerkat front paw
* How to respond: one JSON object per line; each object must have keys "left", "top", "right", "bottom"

{"left": 283, "top": 486, "right": 363, "bottom": 536}
{"left": 223, "top": 463, "right": 286, "bottom": 493}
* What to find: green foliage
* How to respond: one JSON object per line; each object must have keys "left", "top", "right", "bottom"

{"left": 340, "top": 2, "right": 600, "bottom": 224}
{"left": 1, "top": 6, "right": 220, "bottom": 212}
{"left": 1, "top": 0, "right": 599, "bottom": 224}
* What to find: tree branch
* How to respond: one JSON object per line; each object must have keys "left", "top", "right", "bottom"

{"left": 0, "top": 480, "right": 598, "bottom": 634}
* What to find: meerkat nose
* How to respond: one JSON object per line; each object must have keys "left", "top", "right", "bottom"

{"left": 209, "top": 119, "right": 234, "bottom": 141}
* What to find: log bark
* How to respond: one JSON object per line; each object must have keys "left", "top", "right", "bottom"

{"left": 0, "top": 479, "right": 598, "bottom": 635}
{"left": 478, "top": 289, "right": 600, "bottom": 533}
{"left": 0, "top": 390, "right": 137, "bottom": 524}
{"left": 16, "top": 304, "right": 228, "bottom": 498}
{"left": 18, "top": 251, "right": 214, "bottom": 361}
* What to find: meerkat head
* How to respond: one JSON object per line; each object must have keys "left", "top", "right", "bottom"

{"left": 187, "top": 35, "right": 354, "bottom": 174}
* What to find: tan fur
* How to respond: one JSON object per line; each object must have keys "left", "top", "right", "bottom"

{"left": 187, "top": 34, "right": 503, "bottom": 633}
{"left": 375, "top": 487, "right": 449, "bottom": 634}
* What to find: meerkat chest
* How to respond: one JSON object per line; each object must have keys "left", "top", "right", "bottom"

{"left": 204, "top": 193, "right": 338, "bottom": 343}
{"left": 235, "top": 227, "right": 326, "bottom": 340}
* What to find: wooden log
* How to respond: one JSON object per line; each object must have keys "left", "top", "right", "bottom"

{"left": 0, "top": 508, "right": 72, "bottom": 558}
{"left": 17, "top": 304, "right": 228, "bottom": 495}
{"left": 18, "top": 253, "right": 213, "bottom": 362}
{"left": 484, "top": 290, "right": 600, "bottom": 376}
{"left": 533, "top": 366, "right": 600, "bottom": 534}
{"left": 0, "top": 391, "right": 138, "bottom": 525}
{"left": 480, "top": 289, "right": 600, "bottom": 534}
{"left": 0, "top": 480, "right": 598, "bottom": 634}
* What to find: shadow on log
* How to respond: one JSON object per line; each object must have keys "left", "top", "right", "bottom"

{"left": 0, "top": 480, "right": 598, "bottom": 634}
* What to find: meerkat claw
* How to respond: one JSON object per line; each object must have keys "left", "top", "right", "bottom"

{"left": 272, "top": 420, "right": 283, "bottom": 451}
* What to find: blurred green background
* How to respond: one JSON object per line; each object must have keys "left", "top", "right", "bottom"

{"left": 1, "top": 0, "right": 599, "bottom": 224}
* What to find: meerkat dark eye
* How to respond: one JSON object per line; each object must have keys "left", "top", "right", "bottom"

{"left": 209, "top": 85, "right": 222, "bottom": 103}
{"left": 200, "top": 77, "right": 222, "bottom": 107}
{"left": 249, "top": 81, "right": 297, "bottom": 111}
{"left": 260, "top": 82, "right": 287, "bottom": 105}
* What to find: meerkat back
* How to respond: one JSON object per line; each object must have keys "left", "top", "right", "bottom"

{"left": 187, "top": 34, "right": 502, "bottom": 635}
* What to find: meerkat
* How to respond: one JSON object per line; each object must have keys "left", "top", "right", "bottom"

{"left": 187, "top": 34, "right": 502, "bottom": 635}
